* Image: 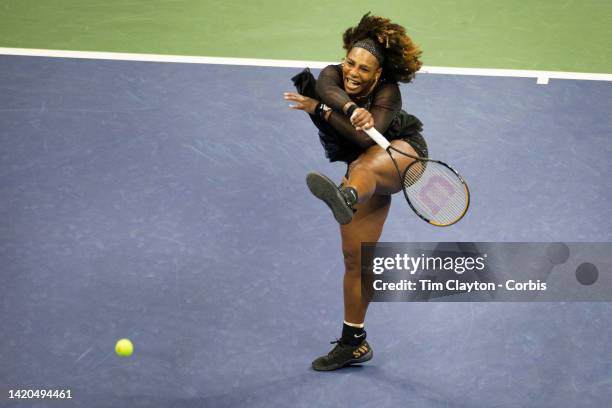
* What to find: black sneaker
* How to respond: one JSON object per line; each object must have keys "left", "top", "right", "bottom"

{"left": 306, "top": 172, "right": 357, "bottom": 225}
{"left": 311, "top": 339, "right": 373, "bottom": 371}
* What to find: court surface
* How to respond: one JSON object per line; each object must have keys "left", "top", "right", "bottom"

{"left": 2, "top": 2, "right": 612, "bottom": 407}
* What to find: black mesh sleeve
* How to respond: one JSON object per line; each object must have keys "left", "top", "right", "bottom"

{"left": 325, "top": 82, "right": 402, "bottom": 148}
{"left": 315, "top": 65, "right": 402, "bottom": 147}
{"left": 315, "top": 65, "right": 353, "bottom": 112}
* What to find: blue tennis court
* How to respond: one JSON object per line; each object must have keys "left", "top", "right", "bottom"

{"left": 1, "top": 53, "right": 611, "bottom": 406}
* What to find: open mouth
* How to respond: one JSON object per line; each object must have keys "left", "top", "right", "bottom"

{"left": 345, "top": 77, "right": 361, "bottom": 90}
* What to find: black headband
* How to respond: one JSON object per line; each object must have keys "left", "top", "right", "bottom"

{"left": 352, "top": 38, "right": 385, "bottom": 65}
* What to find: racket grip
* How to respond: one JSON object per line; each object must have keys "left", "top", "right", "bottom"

{"left": 350, "top": 111, "right": 391, "bottom": 150}
{"left": 363, "top": 127, "right": 391, "bottom": 150}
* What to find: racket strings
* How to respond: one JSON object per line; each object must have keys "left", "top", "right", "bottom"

{"left": 403, "top": 160, "right": 468, "bottom": 225}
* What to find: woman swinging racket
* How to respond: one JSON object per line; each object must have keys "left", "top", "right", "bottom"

{"left": 284, "top": 13, "right": 427, "bottom": 371}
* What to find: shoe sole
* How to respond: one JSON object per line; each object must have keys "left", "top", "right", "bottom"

{"left": 311, "top": 349, "right": 373, "bottom": 372}
{"left": 306, "top": 172, "right": 353, "bottom": 225}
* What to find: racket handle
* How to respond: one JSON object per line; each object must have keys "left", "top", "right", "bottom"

{"left": 350, "top": 111, "right": 390, "bottom": 150}
{"left": 363, "top": 127, "right": 391, "bottom": 150}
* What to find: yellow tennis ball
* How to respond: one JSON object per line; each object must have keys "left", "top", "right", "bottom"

{"left": 115, "top": 338, "right": 133, "bottom": 357}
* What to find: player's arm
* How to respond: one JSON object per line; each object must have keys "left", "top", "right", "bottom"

{"left": 315, "top": 65, "right": 355, "bottom": 113}
{"left": 323, "top": 83, "right": 402, "bottom": 148}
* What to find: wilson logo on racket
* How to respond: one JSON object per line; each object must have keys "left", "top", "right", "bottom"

{"left": 418, "top": 175, "right": 456, "bottom": 216}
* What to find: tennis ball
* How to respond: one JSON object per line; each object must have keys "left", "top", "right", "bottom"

{"left": 115, "top": 338, "right": 134, "bottom": 357}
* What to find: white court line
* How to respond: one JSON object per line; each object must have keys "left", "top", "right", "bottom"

{"left": 1, "top": 47, "right": 612, "bottom": 83}
{"left": 537, "top": 77, "right": 550, "bottom": 85}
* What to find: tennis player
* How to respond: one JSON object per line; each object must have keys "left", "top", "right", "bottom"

{"left": 285, "top": 13, "right": 426, "bottom": 371}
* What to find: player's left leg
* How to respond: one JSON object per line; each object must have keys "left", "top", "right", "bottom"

{"left": 306, "top": 139, "right": 418, "bottom": 225}
{"left": 346, "top": 139, "right": 418, "bottom": 203}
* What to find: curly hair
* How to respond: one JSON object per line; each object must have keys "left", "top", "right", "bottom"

{"left": 342, "top": 13, "right": 422, "bottom": 83}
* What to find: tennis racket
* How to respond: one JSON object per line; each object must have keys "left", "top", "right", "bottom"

{"left": 362, "top": 126, "right": 470, "bottom": 227}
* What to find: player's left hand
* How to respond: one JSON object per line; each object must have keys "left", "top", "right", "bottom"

{"left": 284, "top": 92, "right": 318, "bottom": 115}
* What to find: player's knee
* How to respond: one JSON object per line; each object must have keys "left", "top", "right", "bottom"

{"left": 354, "top": 157, "right": 390, "bottom": 180}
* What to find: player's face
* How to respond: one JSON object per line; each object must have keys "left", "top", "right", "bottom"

{"left": 342, "top": 47, "right": 382, "bottom": 97}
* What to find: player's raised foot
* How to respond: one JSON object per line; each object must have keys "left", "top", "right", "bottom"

{"left": 312, "top": 339, "right": 373, "bottom": 371}
{"left": 306, "top": 172, "right": 357, "bottom": 225}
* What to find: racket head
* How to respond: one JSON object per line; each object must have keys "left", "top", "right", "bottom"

{"left": 401, "top": 158, "right": 470, "bottom": 227}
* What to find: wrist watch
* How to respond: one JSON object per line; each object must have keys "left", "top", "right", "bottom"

{"left": 320, "top": 103, "right": 331, "bottom": 118}
{"left": 314, "top": 103, "right": 331, "bottom": 119}
{"left": 315, "top": 103, "right": 331, "bottom": 118}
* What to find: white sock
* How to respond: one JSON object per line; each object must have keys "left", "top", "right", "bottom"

{"left": 344, "top": 320, "right": 364, "bottom": 328}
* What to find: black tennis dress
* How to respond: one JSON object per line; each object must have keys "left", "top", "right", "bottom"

{"left": 292, "top": 64, "right": 428, "bottom": 165}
